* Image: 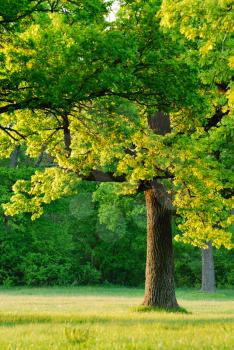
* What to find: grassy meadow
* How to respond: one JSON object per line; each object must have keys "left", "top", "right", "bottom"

{"left": 0, "top": 286, "right": 233, "bottom": 349}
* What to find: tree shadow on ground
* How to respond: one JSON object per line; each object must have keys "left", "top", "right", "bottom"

{"left": 0, "top": 313, "right": 234, "bottom": 329}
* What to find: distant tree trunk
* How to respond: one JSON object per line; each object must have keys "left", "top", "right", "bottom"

{"left": 3, "top": 147, "right": 20, "bottom": 225}
{"left": 143, "top": 183, "right": 178, "bottom": 308}
{"left": 9, "top": 146, "right": 20, "bottom": 168}
{"left": 201, "top": 241, "right": 215, "bottom": 292}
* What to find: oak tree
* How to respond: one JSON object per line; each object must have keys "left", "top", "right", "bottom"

{"left": 0, "top": 0, "right": 233, "bottom": 308}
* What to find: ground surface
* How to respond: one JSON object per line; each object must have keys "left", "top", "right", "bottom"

{"left": 0, "top": 286, "right": 233, "bottom": 349}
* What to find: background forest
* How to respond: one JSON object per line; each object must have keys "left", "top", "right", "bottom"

{"left": 0, "top": 151, "right": 233, "bottom": 289}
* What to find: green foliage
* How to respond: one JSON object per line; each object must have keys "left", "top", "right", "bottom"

{"left": 174, "top": 242, "right": 201, "bottom": 288}
{"left": 215, "top": 248, "right": 234, "bottom": 288}
{"left": 0, "top": 174, "right": 233, "bottom": 288}
{"left": 0, "top": 201, "right": 73, "bottom": 286}
{"left": 0, "top": 171, "right": 146, "bottom": 287}
{"left": 0, "top": 0, "right": 111, "bottom": 26}
{"left": 0, "top": 0, "right": 232, "bottom": 248}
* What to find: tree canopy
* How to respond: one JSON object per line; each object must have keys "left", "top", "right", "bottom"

{"left": 0, "top": 0, "right": 233, "bottom": 249}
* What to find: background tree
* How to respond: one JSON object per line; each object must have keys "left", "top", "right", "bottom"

{"left": 160, "top": 0, "right": 234, "bottom": 293}
{"left": 201, "top": 242, "right": 215, "bottom": 292}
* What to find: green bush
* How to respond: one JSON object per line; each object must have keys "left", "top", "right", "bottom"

{"left": 22, "top": 253, "right": 72, "bottom": 286}
{"left": 76, "top": 263, "right": 101, "bottom": 285}
{"left": 214, "top": 248, "right": 234, "bottom": 288}
{"left": 174, "top": 242, "right": 201, "bottom": 288}
{"left": 0, "top": 176, "right": 233, "bottom": 288}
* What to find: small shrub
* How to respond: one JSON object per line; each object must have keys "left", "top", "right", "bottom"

{"left": 77, "top": 264, "right": 101, "bottom": 285}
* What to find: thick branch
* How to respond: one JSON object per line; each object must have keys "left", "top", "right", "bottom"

{"left": 204, "top": 107, "right": 229, "bottom": 131}
{"left": 78, "top": 170, "right": 172, "bottom": 192}
{"left": 0, "top": 125, "right": 18, "bottom": 141}
{"left": 0, "top": 0, "right": 56, "bottom": 25}
{"left": 0, "top": 124, "right": 26, "bottom": 140}
{"left": 61, "top": 115, "right": 71, "bottom": 155}
{"left": 0, "top": 98, "right": 52, "bottom": 115}
{"left": 80, "top": 170, "right": 126, "bottom": 183}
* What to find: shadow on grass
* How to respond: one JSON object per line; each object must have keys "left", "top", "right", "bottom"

{"left": 1, "top": 287, "right": 233, "bottom": 300}
{"left": 0, "top": 286, "right": 144, "bottom": 297}
{"left": 131, "top": 305, "right": 190, "bottom": 314}
{"left": 0, "top": 313, "right": 234, "bottom": 329}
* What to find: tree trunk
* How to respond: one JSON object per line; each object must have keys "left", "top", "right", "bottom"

{"left": 143, "top": 184, "right": 178, "bottom": 308}
{"left": 201, "top": 241, "right": 215, "bottom": 292}
{"left": 9, "top": 146, "right": 20, "bottom": 168}
{"left": 3, "top": 147, "right": 20, "bottom": 225}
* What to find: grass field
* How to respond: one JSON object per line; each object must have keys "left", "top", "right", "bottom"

{"left": 0, "top": 286, "right": 233, "bottom": 349}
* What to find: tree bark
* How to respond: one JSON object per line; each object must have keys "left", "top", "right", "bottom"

{"left": 201, "top": 241, "right": 215, "bottom": 292}
{"left": 143, "top": 183, "right": 178, "bottom": 308}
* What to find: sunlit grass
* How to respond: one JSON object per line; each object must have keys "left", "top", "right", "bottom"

{"left": 0, "top": 286, "right": 233, "bottom": 349}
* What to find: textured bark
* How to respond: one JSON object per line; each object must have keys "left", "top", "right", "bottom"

{"left": 147, "top": 111, "right": 171, "bottom": 136}
{"left": 143, "top": 184, "right": 178, "bottom": 308}
{"left": 201, "top": 241, "right": 215, "bottom": 292}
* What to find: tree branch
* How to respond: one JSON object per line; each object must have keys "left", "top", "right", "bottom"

{"left": 204, "top": 107, "right": 229, "bottom": 131}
